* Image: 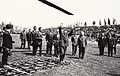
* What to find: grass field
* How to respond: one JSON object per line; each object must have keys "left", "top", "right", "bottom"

{"left": 0, "top": 34, "right": 120, "bottom": 76}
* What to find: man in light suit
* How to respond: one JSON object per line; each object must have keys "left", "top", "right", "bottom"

{"left": 20, "top": 29, "right": 26, "bottom": 49}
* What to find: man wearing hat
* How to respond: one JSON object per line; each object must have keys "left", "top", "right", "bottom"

{"left": 2, "top": 24, "right": 14, "bottom": 65}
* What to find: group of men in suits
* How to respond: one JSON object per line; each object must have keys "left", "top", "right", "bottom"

{"left": 98, "top": 32, "right": 118, "bottom": 57}
{"left": 31, "top": 26, "right": 43, "bottom": 56}
{"left": 45, "top": 27, "right": 69, "bottom": 63}
{"left": 20, "top": 26, "right": 43, "bottom": 56}
{"left": 20, "top": 26, "right": 70, "bottom": 63}
{"left": 71, "top": 31, "right": 87, "bottom": 59}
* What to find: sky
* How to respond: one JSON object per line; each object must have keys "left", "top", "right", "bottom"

{"left": 0, "top": 0, "right": 120, "bottom": 29}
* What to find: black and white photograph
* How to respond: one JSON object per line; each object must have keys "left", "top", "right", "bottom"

{"left": 0, "top": 0, "right": 120, "bottom": 76}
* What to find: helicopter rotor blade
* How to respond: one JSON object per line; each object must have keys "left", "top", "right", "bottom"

{"left": 38, "top": 0, "right": 74, "bottom": 15}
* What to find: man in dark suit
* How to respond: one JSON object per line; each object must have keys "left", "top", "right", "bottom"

{"left": 2, "top": 24, "right": 13, "bottom": 65}
{"left": 77, "top": 32, "right": 87, "bottom": 59}
{"left": 31, "top": 26, "right": 38, "bottom": 56}
{"left": 98, "top": 33, "right": 106, "bottom": 55}
{"left": 53, "top": 30, "right": 59, "bottom": 57}
{"left": 46, "top": 28, "right": 53, "bottom": 56}
{"left": 112, "top": 34, "right": 117, "bottom": 54}
{"left": 26, "top": 29, "right": 32, "bottom": 50}
{"left": 35, "top": 27, "right": 43, "bottom": 56}
{"left": 108, "top": 34, "right": 114, "bottom": 57}
{"left": 71, "top": 34, "right": 77, "bottom": 56}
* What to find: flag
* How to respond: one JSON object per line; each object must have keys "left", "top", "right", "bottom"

{"left": 104, "top": 19, "right": 106, "bottom": 26}
{"left": 92, "top": 21, "right": 96, "bottom": 25}
{"left": 108, "top": 18, "right": 110, "bottom": 25}
{"left": 84, "top": 22, "right": 87, "bottom": 26}
{"left": 113, "top": 18, "right": 116, "bottom": 25}
{"left": 99, "top": 19, "right": 101, "bottom": 25}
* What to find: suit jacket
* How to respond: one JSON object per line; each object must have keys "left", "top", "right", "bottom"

{"left": 35, "top": 31, "right": 42, "bottom": 45}
{"left": 98, "top": 37, "right": 106, "bottom": 47}
{"left": 26, "top": 32, "right": 32, "bottom": 41}
{"left": 77, "top": 36, "right": 87, "bottom": 48}
{"left": 113, "top": 37, "right": 117, "bottom": 47}
{"left": 53, "top": 33, "right": 59, "bottom": 45}
{"left": 20, "top": 31, "right": 26, "bottom": 40}
{"left": 46, "top": 32, "right": 53, "bottom": 44}
{"left": 31, "top": 30, "right": 37, "bottom": 41}
{"left": 2, "top": 31, "right": 13, "bottom": 49}
{"left": 71, "top": 36, "right": 77, "bottom": 45}
{"left": 108, "top": 37, "right": 114, "bottom": 48}
{"left": 60, "top": 32, "right": 69, "bottom": 49}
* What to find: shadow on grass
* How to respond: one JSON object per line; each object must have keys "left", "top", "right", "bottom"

{"left": 68, "top": 56, "right": 79, "bottom": 59}
{"left": 23, "top": 52, "right": 33, "bottom": 55}
{"left": 91, "top": 54, "right": 100, "bottom": 56}
{"left": 0, "top": 62, "right": 4, "bottom": 68}
{"left": 106, "top": 73, "right": 120, "bottom": 76}
{"left": 41, "top": 52, "right": 46, "bottom": 56}
{"left": 23, "top": 52, "right": 47, "bottom": 56}
{"left": 15, "top": 47, "right": 29, "bottom": 49}
{"left": 113, "top": 56, "right": 120, "bottom": 58}
{"left": 65, "top": 54, "right": 73, "bottom": 56}
{"left": 11, "top": 50, "right": 30, "bottom": 52}
{"left": 91, "top": 54, "right": 108, "bottom": 57}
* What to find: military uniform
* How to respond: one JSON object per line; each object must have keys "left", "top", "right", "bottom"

{"left": 59, "top": 27, "right": 69, "bottom": 63}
